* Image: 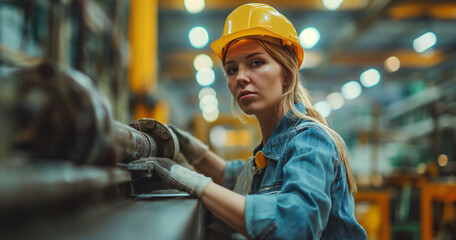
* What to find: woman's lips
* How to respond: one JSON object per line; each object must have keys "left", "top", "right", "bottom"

{"left": 239, "top": 91, "right": 256, "bottom": 101}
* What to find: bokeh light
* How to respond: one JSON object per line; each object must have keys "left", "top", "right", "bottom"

{"left": 341, "top": 81, "right": 362, "bottom": 100}
{"left": 189, "top": 26, "right": 209, "bottom": 48}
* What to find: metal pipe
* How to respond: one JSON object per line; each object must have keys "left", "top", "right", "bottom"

{"left": 112, "top": 121, "right": 158, "bottom": 163}
{"left": 4, "top": 62, "right": 177, "bottom": 165}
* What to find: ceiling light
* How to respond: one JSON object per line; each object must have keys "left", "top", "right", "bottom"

{"left": 360, "top": 68, "right": 381, "bottom": 88}
{"left": 299, "top": 27, "right": 321, "bottom": 49}
{"left": 203, "top": 108, "right": 219, "bottom": 122}
{"left": 416, "top": 163, "right": 427, "bottom": 174}
{"left": 201, "top": 104, "right": 218, "bottom": 114}
{"left": 314, "top": 101, "right": 332, "bottom": 118}
{"left": 341, "top": 81, "right": 362, "bottom": 100}
{"left": 438, "top": 154, "right": 448, "bottom": 167}
{"left": 198, "top": 87, "right": 216, "bottom": 99}
{"left": 384, "top": 56, "right": 400, "bottom": 72}
{"left": 193, "top": 54, "right": 213, "bottom": 71}
{"left": 326, "top": 92, "right": 344, "bottom": 110}
{"left": 322, "top": 0, "right": 344, "bottom": 11}
{"left": 199, "top": 94, "right": 218, "bottom": 111}
{"left": 189, "top": 26, "right": 209, "bottom": 48}
{"left": 210, "top": 125, "right": 227, "bottom": 148}
{"left": 413, "top": 32, "right": 437, "bottom": 53}
{"left": 184, "top": 0, "right": 205, "bottom": 14}
{"left": 196, "top": 68, "right": 215, "bottom": 86}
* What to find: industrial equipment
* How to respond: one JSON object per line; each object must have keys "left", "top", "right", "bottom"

{"left": 2, "top": 62, "right": 180, "bottom": 165}
{"left": 0, "top": 63, "right": 205, "bottom": 240}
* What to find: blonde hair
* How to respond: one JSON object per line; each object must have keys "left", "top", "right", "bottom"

{"left": 224, "top": 37, "right": 357, "bottom": 193}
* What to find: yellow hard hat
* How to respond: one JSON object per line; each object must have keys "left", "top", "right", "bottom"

{"left": 210, "top": 3, "right": 304, "bottom": 68}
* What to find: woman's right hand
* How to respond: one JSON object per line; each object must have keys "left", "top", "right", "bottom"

{"left": 149, "top": 157, "right": 211, "bottom": 198}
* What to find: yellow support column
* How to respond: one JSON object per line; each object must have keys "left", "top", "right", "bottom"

{"left": 129, "top": 0, "right": 167, "bottom": 122}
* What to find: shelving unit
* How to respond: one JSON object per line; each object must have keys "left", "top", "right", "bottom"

{"left": 0, "top": 0, "right": 131, "bottom": 123}
{"left": 379, "top": 72, "right": 456, "bottom": 239}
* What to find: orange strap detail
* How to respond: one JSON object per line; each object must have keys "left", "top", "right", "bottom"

{"left": 255, "top": 151, "right": 267, "bottom": 170}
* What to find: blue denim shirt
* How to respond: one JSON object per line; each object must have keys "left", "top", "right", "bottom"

{"left": 223, "top": 103, "right": 367, "bottom": 240}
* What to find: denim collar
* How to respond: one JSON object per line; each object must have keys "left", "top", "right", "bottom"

{"left": 253, "top": 103, "right": 307, "bottom": 161}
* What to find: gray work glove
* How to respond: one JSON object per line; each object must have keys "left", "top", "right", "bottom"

{"left": 149, "top": 157, "right": 211, "bottom": 198}
{"left": 169, "top": 125, "right": 209, "bottom": 165}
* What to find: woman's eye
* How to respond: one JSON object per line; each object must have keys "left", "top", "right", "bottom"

{"left": 226, "top": 67, "right": 237, "bottom": 75}
{"left": 250, "top": 59, "right": 263, "bottom": 67}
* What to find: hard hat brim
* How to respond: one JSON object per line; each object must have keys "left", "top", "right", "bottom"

{"left": 210, "top": 27, "right": 304, "bottom": 68}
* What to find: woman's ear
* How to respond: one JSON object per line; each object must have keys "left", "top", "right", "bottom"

{"left": 283, "top": 75, "right": 290, "bottom": 89}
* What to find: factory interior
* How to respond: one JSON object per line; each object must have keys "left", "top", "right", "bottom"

{"left": 0, "top": 0, "right": 455, "bottom": 239}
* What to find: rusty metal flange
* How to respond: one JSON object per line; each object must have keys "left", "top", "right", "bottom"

{"left": 128, "top": 119, "right": 179, "bottom": 161}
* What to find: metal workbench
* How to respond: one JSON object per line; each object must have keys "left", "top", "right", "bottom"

{"left": 0, "top": 162, "right": 206, "bottom": 240}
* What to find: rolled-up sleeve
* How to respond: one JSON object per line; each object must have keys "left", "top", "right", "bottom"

{"left": 245, "top": 126, "right": 338, "bottom": 239}
{"left": 222, "top": 160, "right": 245, "bottom": 190}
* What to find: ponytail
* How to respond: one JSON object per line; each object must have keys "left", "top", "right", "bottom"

{"left": 290, "top": 85, "right": 357, "bottom": 193}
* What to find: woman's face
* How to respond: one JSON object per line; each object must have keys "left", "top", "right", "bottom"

{"left": 224, "top": 39, "right": 285, "bottom": 116}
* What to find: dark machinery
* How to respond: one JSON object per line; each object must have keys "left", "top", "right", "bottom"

{"left": 3, "top": 62, "right": 179, "bottom": 165}
{"left": 0, "top": 63, "right": 208, "bottom": 240}
{"left": 0, "top": 61, "right": 189, "bottom": 209}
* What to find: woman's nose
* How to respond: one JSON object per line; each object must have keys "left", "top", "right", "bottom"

{"left": 236, "top": 67, "right": 250, "bottom": 86}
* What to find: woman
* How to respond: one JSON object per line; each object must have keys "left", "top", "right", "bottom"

{"left": 150, "top": 3, "right": 367, "bottom": 239}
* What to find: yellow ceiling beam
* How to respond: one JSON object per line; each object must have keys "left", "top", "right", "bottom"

{"left": 333, "top": 50, "right": 446, "bottom": 68}
{"left": 389, "top": 3, "right": 456, "bottom": 20}
{"left": 161, "top": 49, "right": 446, "bottom": 81}
{"left": 159, "top": 0, "right": 456, "bottom": 19}
{"left": 159, "top": 0, "right": 370, "bottom": 11}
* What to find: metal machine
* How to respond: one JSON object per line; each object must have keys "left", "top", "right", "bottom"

{"left": 2, "top": 62, "right": 180, "bottom": 165}
{"left": 0, "top": 63, "right": 204, "bottom": 240}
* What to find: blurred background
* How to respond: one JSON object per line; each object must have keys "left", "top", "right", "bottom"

{"left": 1, "top": 0, "right": 456, "bottom": 240}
